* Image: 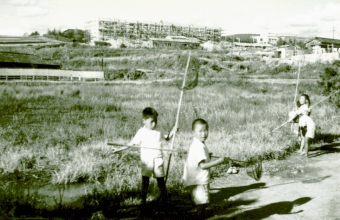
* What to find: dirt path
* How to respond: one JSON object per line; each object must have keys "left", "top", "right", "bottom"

{"left": 4, "top": 142, "right": 339, "bottom": 219}
{"left": 1, "top": 78, "right": 317, "bottom": 85}
{"left": 208, "top": 143, "right": 340, "bottom": 219}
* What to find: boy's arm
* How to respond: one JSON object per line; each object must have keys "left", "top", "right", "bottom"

{"left": 164, "top": 124, "right": 178, "bottom": 141}
{"left": 199, "top": 157, "right": 229, "bottom": 169}
{"left": 115, "top": 129, "right": 142, "bottom": 152}
{"left": 112, "top": 141, "right": 137, "bottom": 153}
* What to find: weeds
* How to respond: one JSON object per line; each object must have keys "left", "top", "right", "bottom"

{"left": 0, "top": 80, "right": 339, "bottom": 218}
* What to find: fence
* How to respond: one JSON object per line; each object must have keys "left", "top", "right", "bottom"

{"left": 0, "top": 69, "right": 104, "bottom": 81}
{"left": 291, "top": 52, "right": 340, "bottom": 63}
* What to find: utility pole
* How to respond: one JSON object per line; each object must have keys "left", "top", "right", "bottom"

{"left": 332, "top": 26, "right": 335, "bottom": 52}
{"left": 101, "top": 52, "right": 103, "bottom": 71}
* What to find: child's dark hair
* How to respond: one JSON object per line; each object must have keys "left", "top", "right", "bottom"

{"left": 142, "top": 107, "right": 158, "bottom": 119}
{"left": 301, "top": 94, "right": 311, "bottom": 106}
{"left": 192, "top": 118, "right": 209, "bottom": 130}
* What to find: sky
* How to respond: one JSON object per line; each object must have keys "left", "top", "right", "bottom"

{"left": 1, "top": 0, "right": 340, "bottom": 38}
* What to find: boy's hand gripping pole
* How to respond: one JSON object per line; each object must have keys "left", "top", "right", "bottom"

{"left": 165, "top": 52, "right": 191, "bottom": 184}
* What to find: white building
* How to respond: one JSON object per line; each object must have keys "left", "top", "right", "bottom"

{"left": 84, "top": 18, "right": 222, "bottom": 42}
{"left": 251, "top": 35, "right": 279, "bottom": 45}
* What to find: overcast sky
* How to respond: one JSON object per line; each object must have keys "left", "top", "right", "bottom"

{"left": 1, "top": 0, "right": 340, "bottom": 38}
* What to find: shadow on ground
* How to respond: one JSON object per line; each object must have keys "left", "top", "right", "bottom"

{"left": 211, "top": 197, "right": 312, "bottom": 220}
{"left": 0, "top": 181, "right": 268, "bottom": 219}
{"left": 308, "top": 132, "right": 340, "bottom": 158}
{"left": 309, "top": 142, "right": 340, "bottom": 158}
{"left": 314, "top": 133, "right": 340, "bottom": 144}
{"left": 210, "top": 183, "right": 266, "bottom": 204}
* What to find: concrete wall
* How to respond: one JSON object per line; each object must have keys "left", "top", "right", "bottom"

{"left": 291, "top": 52, "right": 340, "bottom": 63}
{"left": 0, "top": 69, "right": 104, "bottom": 80}
{"left": 277, "top": 48, "right": 294, "bottom": 58}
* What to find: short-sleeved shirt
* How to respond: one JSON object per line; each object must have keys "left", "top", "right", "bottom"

{"left": 131, "top": 127, "right": 167, "bottom": 162}
{"left": 183, "top": 137, "right": 211, "bottom": 186}
{"left": 296, "top": 104, "right": 310, "bottom": 116}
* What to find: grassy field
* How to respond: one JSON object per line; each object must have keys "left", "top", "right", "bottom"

{"left": 0, "top": 45, "right": 329, "bottom": 80}
{"left": 0, "top": 79, "right": 339, "bottom": 218}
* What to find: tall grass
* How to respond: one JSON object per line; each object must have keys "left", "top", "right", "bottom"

{"left": 0, "top": 80, "right": 339, "bottom": 217}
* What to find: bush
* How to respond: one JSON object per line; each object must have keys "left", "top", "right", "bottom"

{"left": 318, "top": 60, "right": 340, "bottom": 107}
{"left": 94, "top": 41, "right": 111, "bottom": 47}
{"left": 271, "top": 64, "right": 291, "bottom": 75}
{"left": 104, "top": 69, "right": 129, "bottom": 80}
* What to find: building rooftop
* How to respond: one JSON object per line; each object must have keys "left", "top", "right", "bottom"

{"left": 306, "top": 37, "right": 340, "bottom": 46}
{"left": 234, "top": 42, "right": 273, "bottom": 47}
{"left": 0, "top": 52, "right": 61, "bottom": 67}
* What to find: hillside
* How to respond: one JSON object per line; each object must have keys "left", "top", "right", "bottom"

{"left": 0, "top": 35, "right": 65, "bottom": 49}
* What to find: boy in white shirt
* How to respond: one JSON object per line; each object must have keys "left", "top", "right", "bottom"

{"left": 183, "top": 119, "right": 229, "bottom": 218}
{"left": 123, "top": 107, "right": 176, "bottom": 210}
{"left": 289, "top": 94, "right": 311, "bottom": 135}
{"left": 289, "top": 94, "right": 315, "bottom": 156}
{"left": 299, "top": 110, "right": 316, "bottom": 157}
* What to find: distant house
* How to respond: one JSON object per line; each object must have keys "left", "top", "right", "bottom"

{"left": 233, "top": 42, "right": 274, "bottom": 50}
{"left": 305, "top": 37, "right": 340, "bottom": 54}
{"left": 251, "top": 35, "right": 279, "bottom": 45}
{"left": 275, "top": 45, "right": 310, "bottom": 59}
{"left": 148, "top": 36, "right": 201, "bottom": 49}
{"left": 0, "top": 52, "right": 61, "bottom": 69}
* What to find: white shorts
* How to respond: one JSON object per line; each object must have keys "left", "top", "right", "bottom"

{"left": 300, "top": 125, "right": 316, "bottom": 139}
{"left": 187, "top": 184, "right": 210, "bottom": 205}
{"left": 141, "top": 157, "right": 165, "bottom": 178}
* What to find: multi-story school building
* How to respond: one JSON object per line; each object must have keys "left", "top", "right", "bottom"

{"left": 85, "top": 18, "right": 222, "bottom": 42}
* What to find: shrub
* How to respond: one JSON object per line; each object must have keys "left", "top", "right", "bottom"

{"left": 94, "top": 41, "right": 111, "bottom": 47}
{"left": 211, "top": 63, "right": 223, "bottom": 72}
{"left": 318, "top": 60, "right": 340, "bottom": 107}
{"left": 70, "top": 89, "right": 81, "bottom": 97}
{"left": 271, "top": 64, "right": 291, "bottom": 75}
{"left": 104, "top": 69, "right": 129, "bottom": 80}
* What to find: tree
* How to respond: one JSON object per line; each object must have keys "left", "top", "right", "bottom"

{"left": 277, "top": 38, "right": 288, "bottom": 47}
{"left": 296, "top": 40, "right": 306, "bottom": 49}
{"left": 318, "top": 60, "right": 340, "bottom": 107}
{"left": 62, "top": 29, "right": 85, "bottom": 42}
{"left": 47, "top": 28, "right": 61, "bottom": 36}
{"left": 30, "top": 31, "right": 40, "bottom": 36}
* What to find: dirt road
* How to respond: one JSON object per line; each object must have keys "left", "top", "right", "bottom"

{"left": 208, "top": 143, "right": 340, "bottom": 220}
{"left": 9, "top": 142, "right": 340, "bottom": 219}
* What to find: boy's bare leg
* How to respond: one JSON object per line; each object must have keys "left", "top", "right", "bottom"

{"left": 141, "top": 176, "right": 150, "bottom": 206}
{"left": 156, "top": 177, "right": 166, "bottom": 200}
{"left": 305, "top": 137, "right": 310, "bottom": 157}
{"left": 299, "top": 136, "right": 305, "bottom": 154}
{"left": 196, "top": 204, "right": 207, "bottom": 219}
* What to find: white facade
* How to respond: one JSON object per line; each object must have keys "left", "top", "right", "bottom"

{"left": 85, "top": 18, "right": 222, "bottom": 43}
{"left": 252, "top": 35, "right": 278, "bottom": 45}
{"left": 85, "top": 19, "right": 100, "bottom": 41}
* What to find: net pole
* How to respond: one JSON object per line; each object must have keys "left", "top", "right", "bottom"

{"left": 165, "top": 52, "right": 191, "bottom": 184}
{"left": 107, "top": 142, "right": 182, "bottom": 152}
{"left": 291, "top": 62, "right": 301, "bottom": 132}
{"left": 309, "top": 89, "right": 340, "bottom": 109}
